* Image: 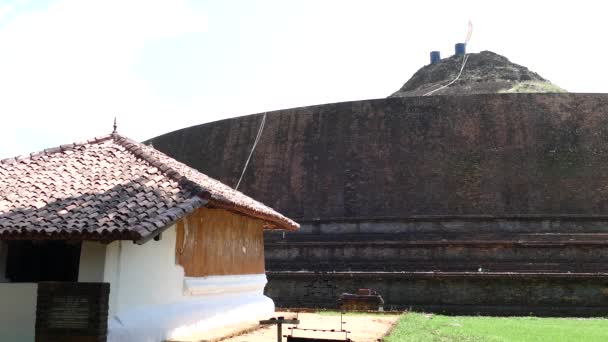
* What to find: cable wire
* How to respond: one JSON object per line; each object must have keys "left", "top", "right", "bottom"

{"left": 235, "top": 112, "right": 267, "bottom": 190}
{"left": 423, "top": 53, "right": 470, "bottom": 96}
{"left": 423, "top": 21, "right": 473, "bottom": 96}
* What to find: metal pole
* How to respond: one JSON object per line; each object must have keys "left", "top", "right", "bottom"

{"left": 277, "top": 322, "right": 282, "bottom": 342}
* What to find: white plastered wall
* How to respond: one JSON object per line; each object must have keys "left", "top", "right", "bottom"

{"left": 78, "top": 240, "right": 107, "bottom": 282}
{"left": 102, "top": 224, "right": 274, "bottom": 342}
{"left": 102, "top": 226, "right": 187, "bottom": 317}
{"left": 0, "top": 283, "right": 37, "bottom": 342}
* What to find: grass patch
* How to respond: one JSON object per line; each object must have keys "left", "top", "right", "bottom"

{"left": 316, "top": 310, "right": 398, "bottom": 316}
{"left": 499, "top": 81, "right": 566, "bottom": 93}
{"left": 385, "top": 313, "right": 608, "bottom": 342}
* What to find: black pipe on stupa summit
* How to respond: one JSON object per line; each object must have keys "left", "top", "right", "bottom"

{"left": 147, "top": 51, "right": 608, "bottom": 315}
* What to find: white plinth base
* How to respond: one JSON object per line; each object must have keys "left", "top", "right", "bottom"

{"left": 107, "top": 274, "right": 274, "bottom": 342}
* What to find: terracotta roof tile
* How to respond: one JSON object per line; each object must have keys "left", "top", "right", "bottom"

{"left": 0, "top": 134, "right": 298, "bottom": 242}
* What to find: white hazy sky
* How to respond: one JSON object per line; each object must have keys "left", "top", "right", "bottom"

{"left": 1, "top": 0, "right": 607, "bottom": 158}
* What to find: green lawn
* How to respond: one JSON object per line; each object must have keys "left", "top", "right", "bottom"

{"left": 385, "top": 313, "right": 608, "bottom": 342}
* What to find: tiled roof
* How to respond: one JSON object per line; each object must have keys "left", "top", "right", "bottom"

{"left": 0, "top": 134, "right": 298, "bottom": 242}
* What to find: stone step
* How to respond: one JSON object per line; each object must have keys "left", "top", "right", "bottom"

{"left": 266, "top": 261, "right": 608, "bottom": 273}
{"left": 265, "top": 232, "right": 608, "bottom": 244}
{"left": 265, "top": 271, "right": 608, "bottom": 316}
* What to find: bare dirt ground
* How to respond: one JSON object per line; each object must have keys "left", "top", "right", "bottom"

{"left": 221, "top": 312, "right": 400, "bottom": 342}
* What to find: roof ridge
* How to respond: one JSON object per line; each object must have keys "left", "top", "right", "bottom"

{"left": 0, "top": 134, "right": 113, "bottom": 165}
{"left": 111, "top": 134, "right": 212, "bottom": 201}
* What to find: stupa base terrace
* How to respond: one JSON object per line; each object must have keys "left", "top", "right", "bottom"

{"left": 264, "top": 216, "right": 608, "bottom": 316}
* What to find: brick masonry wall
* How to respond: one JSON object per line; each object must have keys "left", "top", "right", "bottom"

{"left": 149, "top": 93, "right": 608, "bottom": 220}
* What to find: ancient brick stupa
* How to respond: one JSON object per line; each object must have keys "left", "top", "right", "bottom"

{"left": 148, "top": 50, "right": 608, "bottom": 316}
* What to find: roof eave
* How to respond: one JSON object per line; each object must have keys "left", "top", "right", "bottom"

{"left": 0, "top": 229, "right": 139, "bottom": 243}
{"left": 206, "top": 199, "right": 299, "bottom": 231}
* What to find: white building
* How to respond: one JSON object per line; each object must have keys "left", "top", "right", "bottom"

{"left": 0, "top": 133, "right": 298, "bottom": 341}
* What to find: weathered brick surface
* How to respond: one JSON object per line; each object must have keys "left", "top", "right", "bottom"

{"left": 148, "top": 93, "right": 608, "bottom": 220}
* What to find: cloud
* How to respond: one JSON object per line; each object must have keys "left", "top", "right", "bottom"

{"left": 0, "top": 0, "right": 207, "bottom": 157}
{"left": 0, "top": 4, "right": 14, "bottom": 22}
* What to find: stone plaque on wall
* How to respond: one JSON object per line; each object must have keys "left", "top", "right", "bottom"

{"left": 36, "top": 282, "right": 110, "bottom": 342}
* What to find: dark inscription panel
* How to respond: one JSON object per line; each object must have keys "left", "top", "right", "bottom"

{"left": 48, "top": 296, "right": 90, "bottom": 329}
{"left": 36, "top": 282, "right": 110, "bottom": 342}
